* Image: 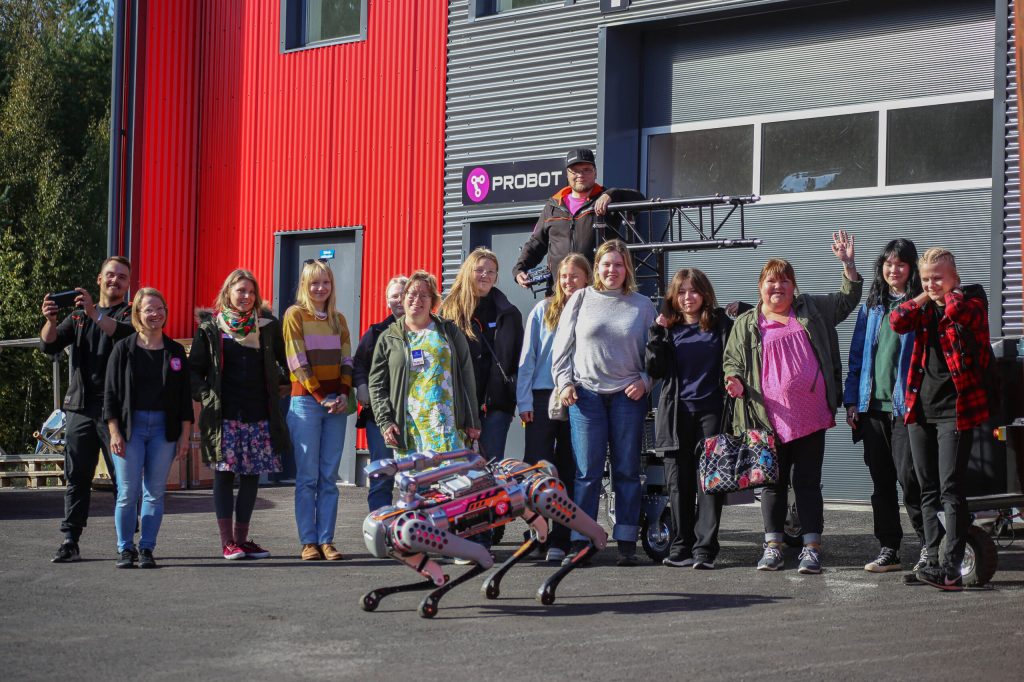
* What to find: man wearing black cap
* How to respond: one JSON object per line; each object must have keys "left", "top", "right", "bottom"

{"left": 513, "top": 148, "right": 644, "bottom": 289}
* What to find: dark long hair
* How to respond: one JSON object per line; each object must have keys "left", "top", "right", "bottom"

{"left": 661, "top": 268, "right": 718, "bottom": 331}
{"left": 866, "top": 239, "right": 922, "bottom": 308}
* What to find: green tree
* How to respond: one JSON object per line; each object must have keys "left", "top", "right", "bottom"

{"left": 0, "top": 0, "right": 112, "bottom": 452}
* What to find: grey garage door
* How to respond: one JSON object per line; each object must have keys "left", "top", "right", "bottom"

{"left": 639, "top": 0, "right": 996, "bottom": 501}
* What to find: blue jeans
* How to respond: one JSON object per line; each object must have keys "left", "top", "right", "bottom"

{"left": 288, "top": 395, "right": 347, "bottom": 545}
{"left": 365, "top": 421, "right": 394, "bottom": 510}
{"left": 568, "top": 387, "right": 645, "bottom": 543}
{"left": 112, "top": 411, "right": 178, "bottom": 552}
{"left": 478, "top": 409, "right": 514, "bottom": 461}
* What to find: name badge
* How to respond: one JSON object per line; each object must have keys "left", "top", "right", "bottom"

{"left": 487, "top": 321, "right": 497, "bottom": 329}
{"left": 170, "top": 357, "right": 183, "bottom": 372}
{"left": 411, "top": 349, "right": 426, "bottom": 368}
{"left": 222, "top": 333, "right": 233, "bottom": 339}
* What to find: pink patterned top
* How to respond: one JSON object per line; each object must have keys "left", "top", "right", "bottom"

{"left": 758, "top": 312, "right": 834, "bottom": 443}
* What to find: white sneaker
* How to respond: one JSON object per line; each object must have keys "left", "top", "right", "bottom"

{"left": 545, "top": 547, "right": 566, "bottom": 563}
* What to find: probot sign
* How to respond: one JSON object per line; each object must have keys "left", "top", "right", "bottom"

{"left": 461, "top": 158, "right": 565, "bottom": 205}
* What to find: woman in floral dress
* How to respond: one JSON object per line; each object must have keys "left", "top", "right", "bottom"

{"left": 369, "top": 270, "right": 480, "bottom": 458}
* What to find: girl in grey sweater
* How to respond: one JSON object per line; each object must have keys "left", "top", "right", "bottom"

{"left": 552, "top": 240, "right": 657, "bottom": 566}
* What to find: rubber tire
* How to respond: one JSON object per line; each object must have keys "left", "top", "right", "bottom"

{"left": 940, "top": 524, "right": 998, "bottom": 587}
{"left": 640, "top": 506, "right": 672, "bottom": 562}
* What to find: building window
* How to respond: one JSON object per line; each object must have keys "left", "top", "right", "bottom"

{"left": 642, "top": 93, "right": 992, "bottom": 204}
{"left": 471, "top": 0, "right": 569, "bottom": 20}
{"left": 647, "top": 125, "right": 754, "bottom": 198}
{"left": 886, "top": 99, "right": 994, "bottom": 185}
{"left": 281, "top": 0, "right": 367, "bottom": 52}
{"left": 761, "top": 113, "right": 878, "bottom": 194}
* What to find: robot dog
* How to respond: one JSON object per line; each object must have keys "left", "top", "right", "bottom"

{"left": 361, "top": 449, "right": 608, "bottom": 618}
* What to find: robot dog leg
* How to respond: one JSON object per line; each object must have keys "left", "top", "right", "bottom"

{"left": 481, "top": 511, "right": 549, "bottom": 600}
{"left": 361, "top": 509, "right": 496, "bottom": 616}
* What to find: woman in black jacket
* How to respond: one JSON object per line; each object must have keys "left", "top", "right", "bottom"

{"left": 646, "top": 268, "right": 733, "bottom": 570}
{"left": 104, "top": 288, "right": 192, "bottom": 569}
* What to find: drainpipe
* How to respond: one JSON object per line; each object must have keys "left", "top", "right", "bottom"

{"left": 106, "top": 0, "right": 126, "bottom": 257}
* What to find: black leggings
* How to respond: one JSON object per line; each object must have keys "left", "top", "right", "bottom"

{"left": 213, "top": 471, "right": 260, "bottom": 523}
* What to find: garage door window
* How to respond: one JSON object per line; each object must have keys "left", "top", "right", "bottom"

{"left": 643, "top": 93, "right": 993, "bottom": 204}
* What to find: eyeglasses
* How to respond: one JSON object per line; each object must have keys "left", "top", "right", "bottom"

{"left": 303, "top": 258, "right": 329, "bottom": 266}
{"left": 405, "top": 292, "right": 432, "bottom": 302}
{"left": 140, "top": 307, "right": 167, "bottom": 315}
{"left": 472, "top": 267, "right": 497, "bottom": 278}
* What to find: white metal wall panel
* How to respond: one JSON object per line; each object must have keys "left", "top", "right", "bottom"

{"left": 1004, "top": 0, "right": 1022, "bottom": 335}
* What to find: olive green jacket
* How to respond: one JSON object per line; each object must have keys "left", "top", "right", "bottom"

{"left": 722, "top": 273, "right": 863, "bottom": 434}
{"left": 189, "top": 310, "right": 292, "bottom": 465}
{"left": 368, "top": 315, "right": 480, "bottom": 451}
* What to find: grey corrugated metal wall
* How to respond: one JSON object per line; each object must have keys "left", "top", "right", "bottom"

{"left": 1005, "top": 0, "right": 1022, "bottom": 335}
{"left": 443, "top": 0, "right": 1011, "bottom": 501}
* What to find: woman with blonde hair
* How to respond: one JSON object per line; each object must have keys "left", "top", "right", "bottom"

{"left": 552, "top": 239, "right": 657, "bottom": 566}
{"left": 282, "top": 259, "right": 354, "bottom": 561}
{"left": 104, "top": 288, "right": 192, "bottom": 568}
{"left": 517, "top": 253, "right": 592, "bottom": 562}
{"left": 439, "top": 247, "right": 524, "bottom": 463}
{"left": 191, "top": 269, "right": 290, "bottom": 561}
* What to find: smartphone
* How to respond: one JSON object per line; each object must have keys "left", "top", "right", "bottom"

{"left": 48, "top": 290, "right": 79, "bottom": 308}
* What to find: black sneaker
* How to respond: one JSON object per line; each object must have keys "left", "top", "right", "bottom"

{"left": 692, "top": 555, "right": 715, "bottom": 570}
{"left": 116, "top": 548, "right": 138, "bottom": 569}
{"left": 560, "top": 542, "right": 593, "bottom": 568}
{"left": 138, "top": 549, "right": 157, "bottom": 569}
{"left": 52, "top": 541, "right": 81, "bottom": 563}
{"left": 616, "top": 540, "right": 639, "bottom": 567}
{"left": 917, "top": 564, "right": 963, "bottom": 592}
{"left": 864, "top": 547, "right": 902, "bottom": 573}
{"left": 662, "top": 552, "right": 695, "bottom": 568}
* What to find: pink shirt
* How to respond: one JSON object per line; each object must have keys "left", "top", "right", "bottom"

{"left": 565, "top": 194, "right": 587, "bottom": 215}
{"left": 758, "top": 313, "right": 834, "bottom": 443}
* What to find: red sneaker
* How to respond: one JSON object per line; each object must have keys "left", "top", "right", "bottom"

{"left": 222, "top": 542, "right": 246, "bottom": 560}
{"left": 239, "top": 539, "right": 270, "bottom": 559}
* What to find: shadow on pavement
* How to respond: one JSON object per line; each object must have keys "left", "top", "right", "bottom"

{"left": 0, "top": 489, "right": 274, "bottom": 521}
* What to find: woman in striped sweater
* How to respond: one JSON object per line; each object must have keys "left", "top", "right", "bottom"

{"left": 283, "top": 259, "right": 354, "bottom": 561}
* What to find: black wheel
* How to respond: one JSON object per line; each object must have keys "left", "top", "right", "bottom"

{"left": 360, "top": 592, "right": 379, "bottom": 612}
{"left": 418, "top": 598, "right": 438, "bottom": 619}
{"left": 640, "top": 506, "right": 672, "bottom": 562}
{"left": 941, "top": 524, "right": 998, "bottom": 587}
{"left": 783, "top": 491, "right": 802, "bottom": 548}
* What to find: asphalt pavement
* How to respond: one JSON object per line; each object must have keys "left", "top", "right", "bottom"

{"left": 1, "top": 484, "right": 1021, "bottom": 681}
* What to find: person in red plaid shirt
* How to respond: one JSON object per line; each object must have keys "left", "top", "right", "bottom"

{"left": 890, "top": 247, "right": 991, "bottom": 591}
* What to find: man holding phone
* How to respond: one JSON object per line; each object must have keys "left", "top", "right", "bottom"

{"left": 40, "top": 256, "right": 134, "bottom": 563}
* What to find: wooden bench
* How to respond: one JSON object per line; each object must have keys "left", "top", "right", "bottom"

{"left": 0, "top": 455, "right": 66, "bottom": 488}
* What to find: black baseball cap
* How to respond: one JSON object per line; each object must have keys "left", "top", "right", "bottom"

{"left": 565, "top": 148, "right": 596, "bottom": 168}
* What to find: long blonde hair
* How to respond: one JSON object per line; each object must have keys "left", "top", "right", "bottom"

{"left": 293, "top": 259, "right": 343, "bottom": 333}
{"left": 438, "top": 247, "right": 499, "bottom": 340}
{"left": 214, "top": 269, "right": 264, "bottom": 314}
{"left": 592, "top": 239, "right": 638, "bottom": 295}
{"left": 544, "top": 253, "right": 592, "bottom": 331}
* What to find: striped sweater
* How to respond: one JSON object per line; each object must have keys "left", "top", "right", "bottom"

{"left": 282, "top": 306, "right": 354, "bottom": 402}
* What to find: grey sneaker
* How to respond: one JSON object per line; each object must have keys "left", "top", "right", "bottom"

{"left": 864, "top": 547, "right": 901, "bottom": 573}
{"left": 545, "top": 547, "right": 566, "bottom": 563}
{"left": 912, "top": 547, "right": 929, "bottom": 572}
{"left": 692, "top": 556, "right": 715, "bottom": 570}
{"left": 756, "top": 543, "right": 784, "bottom": 571}
{"left": 797, "top": 545, "right": 822, "bottom": 574}
{"left": 662, "top": 552, "right": 695, "bottom": 568}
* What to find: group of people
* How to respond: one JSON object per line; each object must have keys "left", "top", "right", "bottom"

{"left": 40, "top": 147, "right": 991, "bottom": 592}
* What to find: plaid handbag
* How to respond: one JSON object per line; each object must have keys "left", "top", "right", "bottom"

{"left": 697, "top": 399, "right": 778, "bottom": 494}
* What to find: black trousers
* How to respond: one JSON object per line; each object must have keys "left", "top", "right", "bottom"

{"left": 861, "top": 411, "right": 924, "bottom": 551}
{"left": 522, "top": 389, "right": 575, "bottom": 551}
{"left": 762, "top": 429, "right": 826, "bottom": 542}
{"left": 907, "top": 419, "right": 972, "bottom": 569}
{"left": 61, "top": 407, "right": 116, "bottom": 539}
{"left": 664, "top": 409, "right": 724, "bottom": 560}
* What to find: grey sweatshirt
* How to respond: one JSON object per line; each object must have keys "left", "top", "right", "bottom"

{"left": 551, "top": 286, "right": 657, "bottom": 394}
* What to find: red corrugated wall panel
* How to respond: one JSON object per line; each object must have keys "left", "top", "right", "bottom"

{"left": 131, "top": 0, "right": 200, "bottom": 338}
{"left": 130, "top": 1, "right": 448, "bottom": 450}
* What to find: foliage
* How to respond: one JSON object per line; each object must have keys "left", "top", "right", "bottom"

{"left": 0, "top": 0, "right": 112, "bottom": 452}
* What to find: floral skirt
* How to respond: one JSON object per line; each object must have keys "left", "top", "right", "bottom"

{"left": 213, "top": 419, "right": 283, "bottom": 475}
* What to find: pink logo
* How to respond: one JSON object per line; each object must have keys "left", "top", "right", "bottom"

{"left": 465, "top": 167, "right": 490, "bottom": 203}
{"left": 170, "top": 357, "right": 183, "bottom": 372}
{"left": 495, "top": 501, "right": 509, "bottom": 516}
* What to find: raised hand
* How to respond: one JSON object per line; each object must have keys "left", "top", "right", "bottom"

{"left": 831, "top": 230, "right": 855, "bottom": 265}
